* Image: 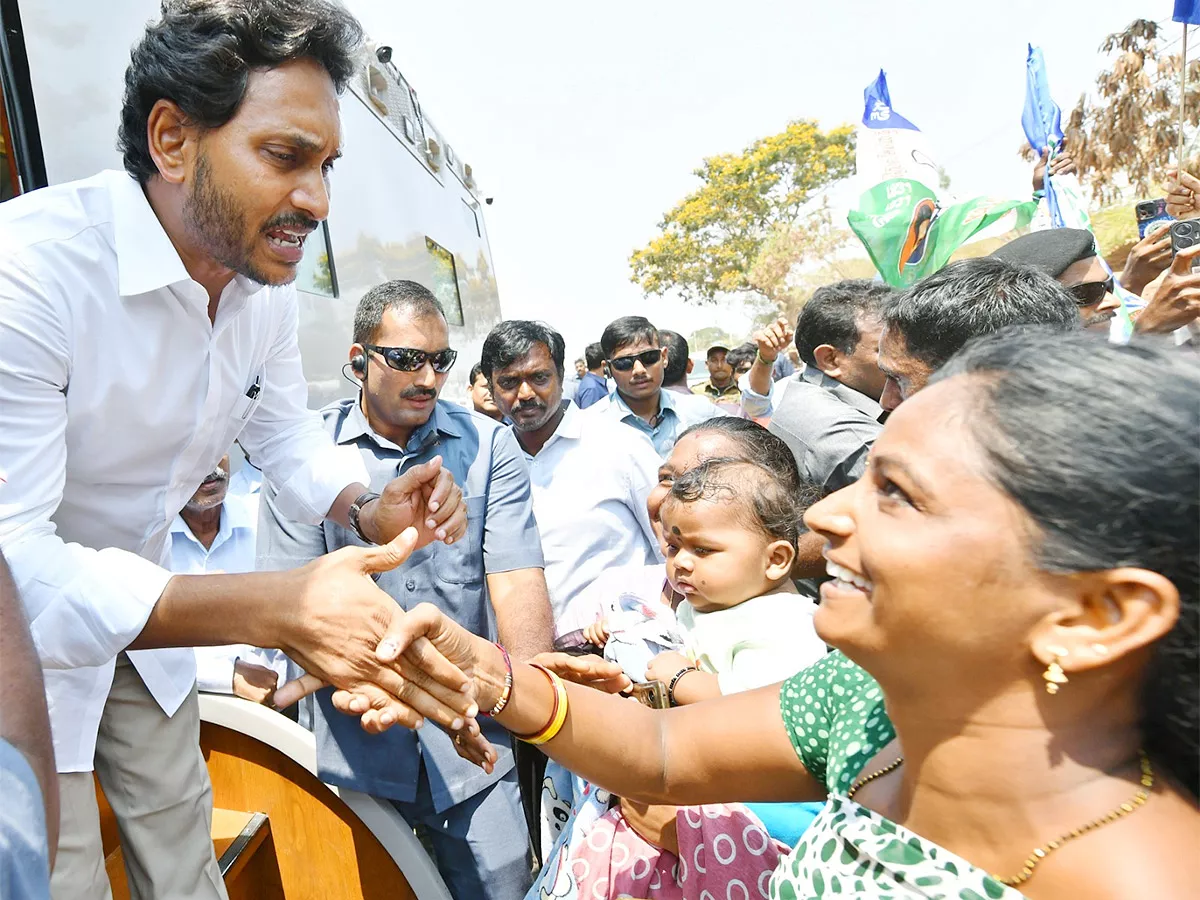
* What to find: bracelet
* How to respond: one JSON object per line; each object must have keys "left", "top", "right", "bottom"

{"left": 755, "top": 350, "right": 775, "bottom": 367}
{"left": 514, "top": 663, "right": 570, "bottom": 745}
{"left": 667, "top": 665, "right": 698, "bottom": 706}
{"left": 484, "top": 643, "right": 513, "bottom": 717}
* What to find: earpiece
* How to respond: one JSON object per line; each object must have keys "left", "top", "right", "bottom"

{"left": 350, "top": 353, "right": 366, "bottom": 374}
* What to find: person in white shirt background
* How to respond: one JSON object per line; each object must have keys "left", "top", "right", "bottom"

{"left": 0, "top": 3, "right": 479, "bottom": 899}
{"left": 167, "top": 453, "right": 297, "bottom": 706}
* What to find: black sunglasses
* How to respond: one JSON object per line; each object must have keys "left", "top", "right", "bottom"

{"left": 363, "top": 344, "right": 458, "bottom": 373}
{"left": 609, "top": 348, "right": 664, "bottom": 372}
{"left": 1067, "top": 277, "right": 1114, "bottom": 307}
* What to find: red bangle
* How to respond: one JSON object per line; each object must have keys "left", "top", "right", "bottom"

{"left": 511, "top": 663, "right": 565, "bottom": 743}
{"left": 483, "top": 643, "right": 513, "bottom": 717}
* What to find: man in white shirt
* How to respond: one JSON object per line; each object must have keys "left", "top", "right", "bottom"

{"left": 0, "top": 4, "right": 476, "bottom": 898}
{"left": 167, "top": 454, "right": 295, "bottom": 704}
{"left": 479, "top": 321, "right": 663, "bottom": 631}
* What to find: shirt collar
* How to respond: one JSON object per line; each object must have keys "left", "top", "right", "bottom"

{"left": 610, "top": 388, "right": 676, "bottom": 421}
{"left": 108, "top": 170, "right": 266, "bottom": 301}
{"left": 335, "top": 394, "right": 462, "bottom": 453}
{"left": 800, "top": 368, "right": 884, "bottom": 420}
{"left": 169, "top": 494, "right": 254, "bottom": 548}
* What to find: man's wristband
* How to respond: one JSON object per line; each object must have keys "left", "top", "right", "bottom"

{"left": 755, "top": 350, "right": 776, "bottom": 367}
{"left": 348, "top": 491, "right": 381, "bottom": 544}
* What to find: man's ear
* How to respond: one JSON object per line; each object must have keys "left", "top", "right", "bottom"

{"left": 685, "top": 358, "right": 694, "bottom": 375}
{"left": 812, "top": 344, "right": 841, "bottom": 378}
{"left": 146, "top": 99, "right": 200, "bottom": 185}
{"left": 764, "top": 539, "right": 797, "bottom": 582}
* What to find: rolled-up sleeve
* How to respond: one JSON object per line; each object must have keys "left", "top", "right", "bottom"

{"left": 481, "top": 428, "right": 544, "bottom": 574}
{"left": 0, "top": 258, "right": 172, "bottom": 669}
{"left": 738, "top": 371, "right": 773, "bottom": 418}
{"left": 237, "top": 286, "right": 368, "bottom": 524}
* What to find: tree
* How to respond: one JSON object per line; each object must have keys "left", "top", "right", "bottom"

{"left": 629, "top": 120, "right": 855, "bottom": 304}
{"left": 1031, "top": 19, "right": 1200, "bottom": 204}
{"left": 686, "top": 326, "right": 738, "bottom": 353}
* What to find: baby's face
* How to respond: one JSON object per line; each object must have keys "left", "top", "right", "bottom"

{"left": 660, "top": 497, "right": 771, "bottom": 612}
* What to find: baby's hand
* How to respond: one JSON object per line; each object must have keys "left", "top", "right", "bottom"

{"left": 645, "top": 650, "right": 692, "bottom": 685}
{"left": 583, "top": 616, "right": 610, "bottom": 648}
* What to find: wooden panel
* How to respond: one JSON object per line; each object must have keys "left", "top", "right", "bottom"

{"left": 201, "top": 721, "right": 418, "bottom": 900}
{"left": 225, "top": 826, "right": 285, "bottom": 900}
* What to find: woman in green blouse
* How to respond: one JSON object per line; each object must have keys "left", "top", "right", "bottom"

{"left": 319, "top": 329, "right": 1199, "bottom": 899}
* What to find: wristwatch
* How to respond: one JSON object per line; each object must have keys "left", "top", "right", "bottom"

{"left": 348, "top": 491, "right": 380, "bottom": 544}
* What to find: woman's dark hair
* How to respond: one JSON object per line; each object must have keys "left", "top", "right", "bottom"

{"left": 667, "top": 458, "right": 804, "bottom": 548}
{"left": 600, "top": 316, "right": 659, "bottom": 359}
{"left": 120, "top": 0, "right": 364, "bottom": 184}
{"left": 480, "top": 320, "right": 566, "bottom": 381}
{"left": 935, "top": 327, "right": 1200, "bottom": 799}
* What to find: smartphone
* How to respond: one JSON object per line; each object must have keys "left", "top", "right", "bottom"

{"left": 1169, "top": 219, "right": 1200, "bottom": 270}
{"left": 631, "top": 681, "right": 670, "bottom": 710}
{"left": 1136, "top": 199, "right": 1174, "bottom": 239}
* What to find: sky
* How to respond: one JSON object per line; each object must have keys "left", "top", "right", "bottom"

{"left": 352, "top": 0, "right": 1157, "bottom": 358}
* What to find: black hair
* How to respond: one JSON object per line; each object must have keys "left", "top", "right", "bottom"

{"left": 480, "top": 320, "right": 566, "bottom": 381}
{"left": 584, "top": 342, "right": 605, "bottom": 370}
{"left": 659, "top": 330, "right": 690, "bottom": 385}
{"left": 795, "top": 279, "right": 893, "bottom": 367}
{"left": 468, "top": 362, "right": 485, "bottom": 386}
{"left": 601, "top": 316, "right": 659, "bottom": 359}
{"left": 726, "top": 342, "right": 758, "bottom": 371}
{"left": 884, "top": 258, "right": 1080, "bottom": 370}
{"left": 666, "top": 458, "right": 804, "bottom": 548}
{"left": 934, "top": 328, "right": 1200, "bottom": 800}
{"left": 119, "top": 0, "right": 363, "bottom": 185}
{"left": 676, "top": 418, "right": 809, "bottom": 505}
{"left": 353, "top": 280, "right": 446, "bottom": 345}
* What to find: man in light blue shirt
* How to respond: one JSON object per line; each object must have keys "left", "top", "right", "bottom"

{"left": 258, "top": 281, "right": 553, "bottom": 900}
{"left": 587, "top": 316, "right": 726, "bottom": 458}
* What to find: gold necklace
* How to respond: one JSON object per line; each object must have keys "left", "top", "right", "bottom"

{"left": 845, "top": 751, "right": 1154, "bottom": 888}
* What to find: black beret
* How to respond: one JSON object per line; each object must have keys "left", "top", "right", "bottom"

{"left": 989, "top": 228, "right": 1097, "bottom": 279}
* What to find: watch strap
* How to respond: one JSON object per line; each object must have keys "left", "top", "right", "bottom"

{"left": 348, "top": 491, "right": 381, "bottom": 544}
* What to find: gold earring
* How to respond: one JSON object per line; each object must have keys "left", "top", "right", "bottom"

{"left": 1043, "top": 646, "right": 1069, "bottom": 695}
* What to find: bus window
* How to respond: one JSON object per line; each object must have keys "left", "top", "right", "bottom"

{"left": 295, "top": 221, "right": 337, "bottom": 297}
{"left": 425, "top": 236, "right": 464, "bottom": 326}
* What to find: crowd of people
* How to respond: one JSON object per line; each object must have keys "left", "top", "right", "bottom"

{"left": 0, "top": 2, "right": 1198, "bottom": 900}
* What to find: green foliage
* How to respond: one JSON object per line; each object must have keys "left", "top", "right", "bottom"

{"left": 630, "top": 120, "right": 856, "bottom": 304}
{"left": 686, "top": 325, "right": 739, "bottom": 352}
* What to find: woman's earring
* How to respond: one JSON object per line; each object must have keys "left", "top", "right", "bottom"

{"left": 1043, "top": 646, "right": 1069, "bottom": 695}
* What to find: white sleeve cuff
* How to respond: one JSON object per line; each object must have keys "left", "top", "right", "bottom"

{"left": 737, "top": 371, "right": 773, "bottom": 418}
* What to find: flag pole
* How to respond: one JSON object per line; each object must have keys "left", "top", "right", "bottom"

{"left": 1181, "top": 24, "right": 1190, "bottom": 166}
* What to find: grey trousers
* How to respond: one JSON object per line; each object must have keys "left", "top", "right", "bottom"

{"left": 50, "top": 654, "right": 227, "bottom": 900}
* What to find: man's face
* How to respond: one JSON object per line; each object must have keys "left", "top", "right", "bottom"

{"left": 876, "top": 325, "right": 934, "bottom": 412}
{"left": 355, "top": 308, "right": 451, "bottom": 435}
{"left": 182, "top": 58, "right": 341, "bottom": 286}
{"left": 490, "top": 343, "right": 564, "bottom": 432}
{"left": 835, "top": 313, "right": 889, "bottom": 401}
{"left": 706, "top": 350, "right": 733, "bottom": 386}
{"left": 185, "top": 454, "right": 230, "bottom": 513}
{"left": 574, "top": 360, "right": 587, "bottom": 379}
{"left": 1058, "top": 255, "right": 1120, "bottom": 331}
{"left": 608, "top": 339, "right": 666, "bottom": 402}
{"left": 469, "top": 373, "right": 501, "bottom": 418}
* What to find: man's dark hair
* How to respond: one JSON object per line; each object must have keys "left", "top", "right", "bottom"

{"left": 119, "top": 0, "right": 364, "bottom": 184}
{"left": 726, "top": 342, "right": 758, "bottom": 371}
{"left": 795, "top": 279, "right": 893, "bottom": 368}
{"left": 468, "top": 362, "right": 484, "bottom": 386}
{"left": 600, "top": 316, "right": 659, "bottom": 359}
{"left": 659, "top": 330, "right": 690, "bottom": 385}
{"left": 584, "top": 342, "right": 605, "bottom": 370}
{"left": 480, "top": 320, "right": 566, "bottom": 381}
{"left": 352, "top": 280, "right": 445, "bottom": 345}
{"left": 883, "top": 258, "right": 1080, "bottom": 370}
{"left": 934, "top": 328, "right": 1199, "bottom": 800}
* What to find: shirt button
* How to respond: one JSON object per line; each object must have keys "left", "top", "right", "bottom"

{"left": 406, "top": 579, "right": 416, "bottom": 590}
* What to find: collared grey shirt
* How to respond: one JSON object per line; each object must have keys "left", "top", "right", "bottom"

{"left": 767, "top": 369, "right": 884, "bottom": 494}
{"left": 257, "top": 397, "right": 543, "bottom": 812}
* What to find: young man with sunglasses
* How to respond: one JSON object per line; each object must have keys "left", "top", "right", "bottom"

{"left": 588, "top": 316, "right": 726, "bottom": 458}
{"left": 257, "top": 281, "right": 553, "bottom": 900}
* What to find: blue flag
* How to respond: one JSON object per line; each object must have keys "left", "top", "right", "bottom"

{"left": 1174, "top": 0, "right": 1199, "bottom": 25}
{"left": 1021, "top": 45, "right": 1063, "bottom": 153}
{"left": 861, "top": 70, "right": 919, "bottom": 132}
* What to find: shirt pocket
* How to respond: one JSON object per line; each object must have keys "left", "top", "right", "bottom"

{"left": 436, "top": 495, "right": 487, "bottom": 585}
{"left": 229, "top": 364, "right": 267, "bottom": 421}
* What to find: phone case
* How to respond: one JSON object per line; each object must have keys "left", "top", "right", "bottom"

{"left": 1135, "top": 198, "right": 1174, "bottom": 239}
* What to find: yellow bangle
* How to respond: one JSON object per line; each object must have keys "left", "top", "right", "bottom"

{"left": 518, "top": 664, "right": 570, "bottom": 746}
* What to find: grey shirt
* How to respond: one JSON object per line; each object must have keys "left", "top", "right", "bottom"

{"left": 767, "top": 369, "right": 883, "bottom": 494}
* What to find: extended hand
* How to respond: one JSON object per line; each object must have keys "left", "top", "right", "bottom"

{"left": 1134, "top": 244, "right": 1200, "bottom": 334}
{"left": 1032, "top": 148, "right": 1077, "bottom": 192}
{"left": 365, "top": 457, "right": 467, "bottom": 548}
{"left": 232, "top": 659, "right": 280, "bottom": 706}
{"left": 271, "top": 530, "right": 480, "bottom": 732}
{"left": 1121, "top": 224, "right": 1172, "bottom": 296}
{"left": 1165, "top": 168, "right": 1200, "bottom": 220}
{"left": 753, "top": 316, "right": 794, "bottom": 365}
{"left": 645, "top": 650, "right": 692, "bottom": 685}
{"left": 531, "top": 651, "right": 630, "bottom": 694}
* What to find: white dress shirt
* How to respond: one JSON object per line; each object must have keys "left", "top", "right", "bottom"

{"left": 587, "top": 388, "right": 727, "bottom": 458}
{"left": 520, "top": 402, "right": 663, "bottom": 631}
{"left": 166, "top": 492, "right": 297, "bottom": 694}
{"left": 0, "top": 170, "right": 368, "bottom": 772}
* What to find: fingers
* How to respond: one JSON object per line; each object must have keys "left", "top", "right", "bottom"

{"left": 1171, "top": 243, "right": 1200, "bottom": 275}
{"left": 274, "top": 672, "right": 326, "bottom": 709}
{"left": 376, "top": 604, "right": 475, "bottom": 697}
{"left": 424, "top": 484, "right": 466, "bottom": 544}
{"left": 423, "top": 466, "right": 458, "bottom": 520}
{"left": 389, "top": 456, "right": 443, "bottom": 493}
{"left": 329, "top": 682, "right": 425, "bottom": 734}
{"left": 530, "top": 651, "right": 631, "bottom": 692}
{"left": 450, "top": 728, "right": 499, "bottom": 772}
{"left": 357, "top": 526, "right": 420, "bottom": 575}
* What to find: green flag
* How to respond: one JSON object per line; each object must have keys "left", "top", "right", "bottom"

{"left": 848, "top": 178, "right": 1038, "bottom": 288}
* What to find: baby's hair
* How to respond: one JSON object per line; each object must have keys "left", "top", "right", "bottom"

{"left": 664, "top": 457, "right": 805, "bottom": 547}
